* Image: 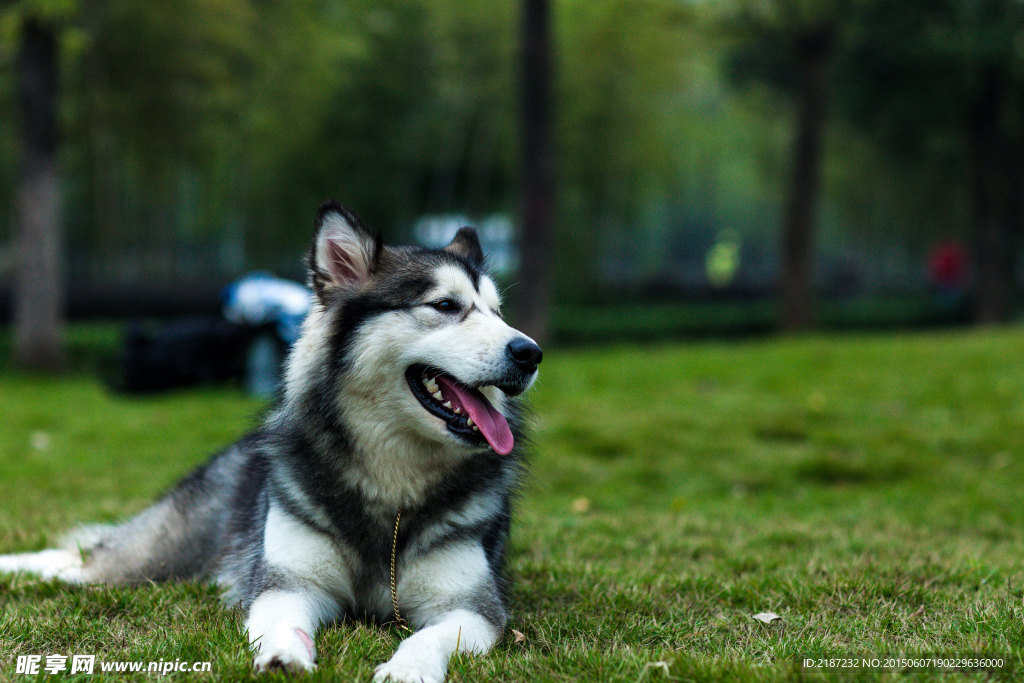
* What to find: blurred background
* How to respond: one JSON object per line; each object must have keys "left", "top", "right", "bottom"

{"left": 2, "top": 0, "right": 1024, "bottom": 373}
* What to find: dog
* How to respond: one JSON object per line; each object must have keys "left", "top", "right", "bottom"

{"left": 0, "top": 201, "right": 542, "bottom": 683}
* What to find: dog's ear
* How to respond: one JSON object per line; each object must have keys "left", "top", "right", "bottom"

{"left": 445, "top": 227, "right": 484, "bottom": 267}
{"left": 310, "top": 201, "right": 382, "bottom": 298}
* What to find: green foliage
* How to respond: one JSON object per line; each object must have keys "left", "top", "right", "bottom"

{"left": 722, "top": 0, "right": 853, "bottom": 94}
{"left": 1, "top": 0, "right": 712, "bottom": 293}
{"left": 557, "top": 0, "right": 693, "bottom": 213}
{"left": 1, "top": 0, "right": 79, "bottom": 28}
{"left": 60, "top": 0, "right": 365, "bottom": 255}
{"left": 718, "top": 0, "right": 1024, "bottom": 290}
{"left": 831, "top": 0, "right": 1024, "bottom": 212}
{"left": 69, "top": 0, "right": 255, "bottom": 177}
{"left": 258, "top": 0, "right": 518, "bottom": 242}
{"left": 4, "top": 0, "right": 1022, "bottom": 308}
{"left": 554, "top": 0, "right": 694, "bottom": 281}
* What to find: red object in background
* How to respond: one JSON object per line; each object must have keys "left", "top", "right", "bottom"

{"left": 928, "top": 242, "right": 966, "bottom": 289}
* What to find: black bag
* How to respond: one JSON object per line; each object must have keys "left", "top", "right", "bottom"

{"left": 114, "top": 317, "right": 259, "bottom": 393}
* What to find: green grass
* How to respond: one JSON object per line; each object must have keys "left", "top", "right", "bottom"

{"left": 1, "top": 328, "right": 1023, "bottom": 681}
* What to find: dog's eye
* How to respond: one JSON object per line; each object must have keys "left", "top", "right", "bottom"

{"left": 430, "top": 299, "right": 460, "bottom": 313}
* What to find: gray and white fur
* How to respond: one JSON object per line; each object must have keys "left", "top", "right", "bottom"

{"left": 0, "top": 201, "right": 543, "bottom": 683}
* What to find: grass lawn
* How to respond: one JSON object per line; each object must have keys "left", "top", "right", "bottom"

{"left": 1, "top": 328, "right": 1022, "bottom": 681}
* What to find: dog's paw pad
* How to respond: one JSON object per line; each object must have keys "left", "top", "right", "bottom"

{"left": 253, "top": 652, "right": 316, "bottom": 673}
{"left": 373, "top": 660, "right": 444, "bottom": 683}
{"left": 252, "top": 628, "right": 317, "bottom": 673}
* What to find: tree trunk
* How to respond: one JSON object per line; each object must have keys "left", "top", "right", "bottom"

{"left": 515, "top": 0, "right": 555, "bottom": 344}
{"left": 969, "top": 72, "right": 1012, "bottom": 325}
{"left": 779, "top": 28, "right": 833, "bottom": 333}
{"left": 14, "top": 18, "right": 65, "bottom": 372}
{"left": 1005, "top": 139, "right": 1023, "bottom": 311}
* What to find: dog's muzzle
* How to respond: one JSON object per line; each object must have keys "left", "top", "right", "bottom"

{"left": 404, "top": 339, "right": 540, "bottom": 455}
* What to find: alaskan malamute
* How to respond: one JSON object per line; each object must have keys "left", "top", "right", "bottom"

{"left": 0, "top": 201, "right": 542, "bottom": 683}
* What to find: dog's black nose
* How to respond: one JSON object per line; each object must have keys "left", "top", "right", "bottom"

{"left": 507, "top": 338, "right": 543, "bottom": 374}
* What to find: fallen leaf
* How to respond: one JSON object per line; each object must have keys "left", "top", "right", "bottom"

{"left": 752, "top": 612, "right": 781, "bottom": 624}
{"left": 511, "top": 629, "right": 526, "bottom": 644}
{"left": 30, "top": 431, "right": 51, "bottom": 452}
{"left": 571, "top": 497, "right": 591, "bottom": 514}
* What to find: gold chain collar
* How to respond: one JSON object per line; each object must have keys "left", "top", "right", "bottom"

{"left": 390, "top": 510, "right": 411, "bottom": 631}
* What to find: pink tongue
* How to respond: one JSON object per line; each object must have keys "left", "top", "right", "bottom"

{"left": 434, "top": 375, "right": 514, "bottom": 455}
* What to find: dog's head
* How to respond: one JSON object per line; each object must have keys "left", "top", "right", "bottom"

{"left": 285, "top": 201, "right": 541, "bottom": 457}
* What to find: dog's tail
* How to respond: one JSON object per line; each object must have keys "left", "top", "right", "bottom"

{"left": 0, "top": 443, "right": 253, "bottom": 585}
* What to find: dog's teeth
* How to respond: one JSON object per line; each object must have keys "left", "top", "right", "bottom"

{"left": 454, "top": 406, "right": 461, "bottom": 414}
{"left": 472, "top": 425, "right": 479, "bottom": 432}
{"left": 433, "top": 391, "right": 443, "bottom": 401}
{"left": 466, "top": 417, "right": 474, "bottom": 427}
{"left": 443, "top": 401, "right": 453, "bottom": 410}
{"left": 427, "top": 382, "right": 439, "bottom": 393}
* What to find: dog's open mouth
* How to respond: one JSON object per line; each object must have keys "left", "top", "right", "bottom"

{"left": 405, "top": 365, "right": 514, "bottom": 455}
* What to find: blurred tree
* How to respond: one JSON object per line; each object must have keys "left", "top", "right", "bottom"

{"left": 261, "top": 0, "right": 514, "bottom": 242}
{"left": 0, "top": 0, "right": 734, "bottom": 318}
{"left": 726, "top": 0, "right": 853, "bottom": 332}
{"left": 5, "top": 2, "right": 69, "bottom": 372}
{"left": 62, "top": 0, "right": 347, "bottom": 275}
{"left": 232, "top": 0, "right": 367, "bottom": 254}
{"left": 517, "top": 0, "right": 554, "bottom": 342}
{"left": 555, "top": 0, "right": 692, "bottom": 301}
{"left": 251, "top": 0, "right": 693, "bottom": 316}
{"left": 75, "top": 0, "right": 253, "bottom": 180}
{"left": 69, "top": 0, "right": 260, "bottom": 262}
{"left": 838, "top": 0, "right": 1024, "bottom": 323}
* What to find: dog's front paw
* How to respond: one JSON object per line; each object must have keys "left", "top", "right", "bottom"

{"left": 373, "top": 655, "right": 444, "bottom": 683}
{"left": 252, "top": 627, "right": 317, "bottom": 673}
